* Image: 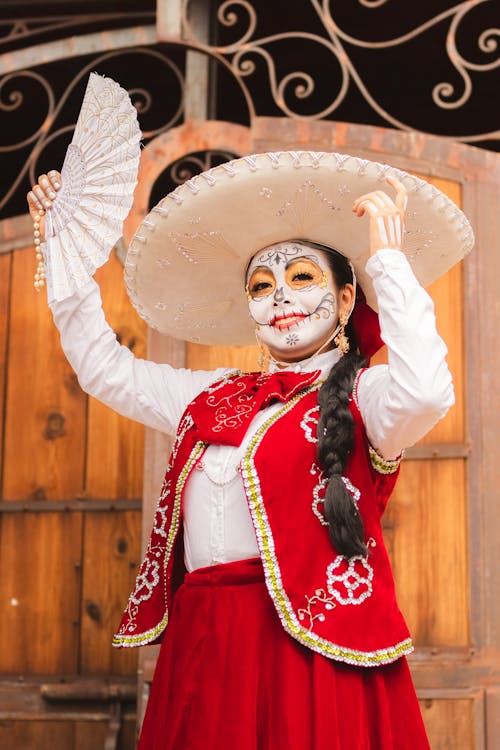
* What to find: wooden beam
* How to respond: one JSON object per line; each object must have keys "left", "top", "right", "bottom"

{"left": 0, "top": 499, "right": 142, "bottom": 513}
{"left": 404, "top": 443, "right": 471, "bottom": 460}
{"left": 41, "top": 682, "right": 136, "bottom": 702}
{"left": 0, "top": 677, "right": 136, "bottom": 721}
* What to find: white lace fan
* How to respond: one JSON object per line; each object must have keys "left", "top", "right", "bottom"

{"left": 44, "top": 73, "right": 142, "bottom": 303}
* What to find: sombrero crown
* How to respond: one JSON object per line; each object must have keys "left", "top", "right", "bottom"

{"left": 124, "top": 151, "right": 474, "bottom": 345}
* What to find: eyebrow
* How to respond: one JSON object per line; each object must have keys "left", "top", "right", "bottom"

{"left": 248, "top": 265, "right": 275, "bottom": 274}
{"left": 248, "top": 254, "right": 321, "bottom": 277}
{"left": 285, "top": 255, "right": 320, "bottom": 268}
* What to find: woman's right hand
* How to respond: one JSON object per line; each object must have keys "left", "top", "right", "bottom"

{"left": 27, "top": 170, "right": 62, "bottom": 241}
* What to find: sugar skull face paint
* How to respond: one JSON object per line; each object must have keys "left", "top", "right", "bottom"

{"left": 246, "top": 242, "right": 340, "bottom": 361}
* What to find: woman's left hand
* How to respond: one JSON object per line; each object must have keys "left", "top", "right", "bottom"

{"left": 352, "top": 176, "right": 407, "bottom": 256}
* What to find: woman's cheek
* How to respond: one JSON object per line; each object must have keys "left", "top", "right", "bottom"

{"left": 248, "top": 296, "right": 272, "bottom": 326}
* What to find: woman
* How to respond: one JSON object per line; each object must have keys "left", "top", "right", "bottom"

{"left": 28, "top": 151, "right": 471, "bottom": 749}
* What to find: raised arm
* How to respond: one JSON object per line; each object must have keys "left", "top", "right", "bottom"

{"left": 28, "top": 172, "right": 229, "bottom": 435}
{"left": 352, "top": 177, "right": 455, "bottom": 459}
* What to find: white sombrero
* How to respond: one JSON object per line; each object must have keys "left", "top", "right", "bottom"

{"left": 124, "top": 151, "right": 474, "bottom": 345}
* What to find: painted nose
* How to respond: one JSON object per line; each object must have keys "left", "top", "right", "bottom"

{"left": 273, "top": 287, "right": 290, "bottom": 305}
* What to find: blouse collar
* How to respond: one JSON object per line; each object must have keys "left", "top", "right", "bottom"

{"left": 268, "top": 347, "right": 341, "bottom": 377}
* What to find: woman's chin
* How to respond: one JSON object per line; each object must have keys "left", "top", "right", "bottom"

{"left": 268, "top": 340, "right": 331, "bottom": 364}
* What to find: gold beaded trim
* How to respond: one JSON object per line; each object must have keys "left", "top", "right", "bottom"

{"left": 368, "top": 445, "right": 401, "bottom": 475}
{"left": 351, "top": 370, "right": 401, "bottom": 475}
{"left": 112, "top": 441, "right": 206, "bottom": 648}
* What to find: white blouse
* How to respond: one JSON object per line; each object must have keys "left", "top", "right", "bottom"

{"left": 50, "top": 249, "right": 454, "bottom": 571}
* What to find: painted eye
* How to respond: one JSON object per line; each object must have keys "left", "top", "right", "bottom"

{"left": 251, "top": 281, "right": 273, "bottom": 293}
{"left": 247, "top": 268, "right": 276, "bottom": 298}
{"left": 286, "top": 258, "right": 324, "bottom": 288}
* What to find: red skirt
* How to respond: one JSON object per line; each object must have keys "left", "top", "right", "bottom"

{"left": 138, "top": 558, "right": 430, "bottom": 750}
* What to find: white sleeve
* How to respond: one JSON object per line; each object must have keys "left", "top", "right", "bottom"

{"left": 50, "top": 277, "right": 230, "bottom": 435}
{"left": 356, "top": 249, "right": 455, "bottom": 460}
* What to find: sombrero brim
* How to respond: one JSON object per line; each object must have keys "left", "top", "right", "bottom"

{"left": 124, "top": 151, "right": 474, "bottom": 345}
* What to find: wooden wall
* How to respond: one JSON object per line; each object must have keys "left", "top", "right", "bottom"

{"left": 0, "top": 250, "right": 146, "bottom": 749}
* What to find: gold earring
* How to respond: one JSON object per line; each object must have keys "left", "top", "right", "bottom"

{"left": 334, "top": 311, "right": 350, "bottom": 356}
{"left": 255, "top": 331, "right": 270, "bottom": 372}
{"left": 258, "top": 342, "right": 270, "bottom": 373}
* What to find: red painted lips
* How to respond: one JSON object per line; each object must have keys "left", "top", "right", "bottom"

{"left": 270, "top": 312, "right": 307, "bottom": 331}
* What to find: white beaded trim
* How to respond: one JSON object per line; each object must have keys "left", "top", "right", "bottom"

{"left": 113, "top": 439, "right": 205, "bottom": 648}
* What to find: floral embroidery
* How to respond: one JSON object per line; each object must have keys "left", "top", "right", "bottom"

{"left": 129, "top": 558, "right": 161, "bottom": 606}
{"left": 300, "top": 405, "right": 320, "bottom": 444}
{"left": 117, "top": 544, "right": 163, "bottom": 636}
{"left": 164, "top": 440, "right": 206, "bottom": 600}
{"left": 206, "top": 379, "right": 255, "bottom": 432}
{"left": 113, "top": 440, "right": 205, "bottom": 647}
{"left": 117, "top": 477, "right": 173, "bottom": 635}
{"left": 205, "top": 370, "right": 241, "bottom": 395}
{"left": 298, "top": 588, "right": 336, "bottom": 631}
{"left": 310, "top": 464, "right": 361, "bottom": 527}
{"left": 203, "top": 371, "right": 318, "bottom": 434}
{"left": 170, "top": 413, "right": 194, "bottom": 465}
{"left": 153, "top": 479, "right": 171, "bottom": 538}
{"left": 297, "top": 540, "right": 376, "bottom": 635}
{"left": 310, "top": 463, "right": 329, "bottom": 526}
{"left": 369, "top": 446, "right": 401, "bottom": 475}
{"left": 326, "top": 538, "right": 376, "bottom": 606}
{"left": 341, "top": 476, "right": 361, "bottom": 505}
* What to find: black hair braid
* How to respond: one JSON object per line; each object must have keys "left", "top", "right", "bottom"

{"left": 317, "top": 321, "right": 367, "bottom": 559}
{"left": 262, "top": 238, "right": 369, "bottom": 557}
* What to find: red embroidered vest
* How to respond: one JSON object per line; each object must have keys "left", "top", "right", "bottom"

{"left": 113, "top": 372, "right": 412, "bottom": 667}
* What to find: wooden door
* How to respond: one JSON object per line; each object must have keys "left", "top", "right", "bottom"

{"left": 0, "top": 250, "right": 145, "bottom": 749}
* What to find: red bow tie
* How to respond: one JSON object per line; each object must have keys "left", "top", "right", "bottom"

{"left": 190, "top": 370, "right": 321, "bottom": 447}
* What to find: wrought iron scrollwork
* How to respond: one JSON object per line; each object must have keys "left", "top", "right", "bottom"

{"left": 0, "top": 47, "right": 185, "bottom": 218}
{"left": 0, "top": 13, "right": 155, "bottom": 53}
{"left": 0, "top": 1, "right": 498, "bottom": 222}
{"left": 149, "top": 150, "right": 239, "bottom": 209}
{"left": 182, "top": 0, "right": 499, "bottom": 139}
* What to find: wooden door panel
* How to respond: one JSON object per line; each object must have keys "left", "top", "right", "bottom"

{"left": 0, "top": 721, "right": 76, "bottom": 750}
{"left": 186, "top": 342, "right": 259, "bottom": 372}
{"left": 421, "top": 262, "right": 465, "bottom": 444}
{"left": 2, "top": 248, "right": 87, "bottom": 500}
{"left": 385, "top": 458, "right": 469, "bottom": 646}
{"left": 0, "top": 252, "right": 12, "bottom": 469}
{"left": 80, "top": 511, "right": 140, "bottom": 676}
{"left": 0, "top": 719, "right": 136, "bottom": 750}
{"left": 0, "top": 512, "right": 82, "bottom": 673}
{"left": 0, "top": 248, "right": 144, "bottom": 738}
{"left": 420, "top": 694, "right": 483, "bottom": 750}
